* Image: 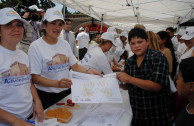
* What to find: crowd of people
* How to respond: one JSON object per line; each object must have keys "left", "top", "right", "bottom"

{"left": 0, "top": 5, "right": 194, "bottom": 126}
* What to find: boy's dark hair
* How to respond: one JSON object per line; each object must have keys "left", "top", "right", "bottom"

{"left": 64, "top": 18, "right": 72, "bottom": 22}
{"left": 179, "top": 57, "right": 194, "bottom": 83}
{"left": 128, "top": 28, "right": 148, "bottom": 42}
{"left": 166, "top": 27, "right": 174, "bottom": 32}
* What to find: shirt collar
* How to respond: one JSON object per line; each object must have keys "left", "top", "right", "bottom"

{"left": 131, "top": 48, "right": 151, "bottom": 62}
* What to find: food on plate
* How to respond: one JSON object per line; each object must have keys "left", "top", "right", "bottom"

{"left": 45, "top": 107, "right": 72, "bottom": 123}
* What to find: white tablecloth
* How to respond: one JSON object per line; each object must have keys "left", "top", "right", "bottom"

{"left": 46, "top": 89, "right": 133, "bottom": 126}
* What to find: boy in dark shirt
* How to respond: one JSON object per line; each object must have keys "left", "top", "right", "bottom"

{"left": 175, "top": 57, "right": 194, "bottom": 126}
{"left": 117, "top": 28, "right": 173, "bottom": 126}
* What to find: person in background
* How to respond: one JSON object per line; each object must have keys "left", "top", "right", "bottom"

{"left": 176, "top": 29, "right": 187, "bottom": 59}
{"left": 28, "top": 8, "right": 102, "bottom": 110}
{"left": 157, "top": 31, "right": 177, "bottom": 79}
{"left": 117, "top": 28, "right": 173, "bottom": 126}
{"left": 166, "top": 27, "right": 179, "bottom": 52}
{"left": 174, "top": 57, "right": 194, "bottom": 126}
{"left": 147, "top": 31, "right": 160, "bottom": 51}
{"left": 0, "top": 8, "right": 43, "bottom": 126}
{"left": 61, "top": 18, "right": 78, "bottom": 58}
{"left": 76, "top": 27, "right": 90, "bottom": 60}
{"left": 178, "top": 27, "right": 194, "bottom": 63}
{"left": 79, "top": 32, "right": 115, "bottom": 75}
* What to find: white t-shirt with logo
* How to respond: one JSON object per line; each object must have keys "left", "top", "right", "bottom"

{"left": 28, "top": 37, "right": 77, "bottom": 93}
{"left": 0, "top": 46, "right": 33, "bottom": 126}
{"left": 76, "top": 32, "right": 90, "bottom": 49}
{"left": 79, "top": 46, "right": 113, "bottom": 75}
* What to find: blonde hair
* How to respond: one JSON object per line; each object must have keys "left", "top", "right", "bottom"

{"left": 147, "top": 31, "right": 160, "bottom": 51}
{"left": 134, "top": 24, "right": 146, "bottom": 31}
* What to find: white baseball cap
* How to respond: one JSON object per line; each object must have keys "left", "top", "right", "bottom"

{"left": 115, "top": 46, "right": 125, "bottom": 57}
{"left": 120, "top": 31, "right": 128, "bottom": 38}
{"left": 181, "top": 27, "right": 194, "bottom": 40}
{"left": 29, "top": 5, "right": 42, "bottom": 12}
{"left": 0, "top": 8, "right": 28, "bottom": 25}
{"left": 79, "top": 27, "right": 84, "bottom": 31}
{"left": 101, "top": 32, "right": 117, "bottom": 46}
{"left": 43, "top": 8, "right": 64, "bottom": 22}
{"left": 176, "top": 29, "right": 185, "bottom": 36}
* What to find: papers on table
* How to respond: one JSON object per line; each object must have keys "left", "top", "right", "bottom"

{"left": 74, "top": 104, "right": 125, "bottom": 126}
{"left": 71, "top": 71, "right": 122, "bottom": 103}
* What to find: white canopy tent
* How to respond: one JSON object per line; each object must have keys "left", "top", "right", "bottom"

{"left": 52, "top": 0, "right": 194, "bottom": 32}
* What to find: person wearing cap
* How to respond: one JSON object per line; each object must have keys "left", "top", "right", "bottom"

{"left": 28, "top": 8, "right": 102, "bottom": 110}
{"left": 60, "top": 18, "right": 78, "bottom": 58}
{"left": 176, "top": 29, "right": 187, "bottom": 56}
{"left": 117, "top": 28, "right": 173, "bottom": 126}
{"left": 0, "top": 8, "right": 44, "bottom": 126}
{"left": 178, "top": 27, "right": 194, "bottom": 63}
{"left": 76, "top": 27, "right": 90, "bottom": 60}
{"left": 79, "top": 32, "right": 115, "bottom": 74}
{"left": 23, "top": 5, "right": 43, "bottom": 42}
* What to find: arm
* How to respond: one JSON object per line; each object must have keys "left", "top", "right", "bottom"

{"left": 117, "top": 72, "right": 162, "bottom": 92}
{"left": 0, "top": 109, "right": 33, "bottom": 126}
{"left": 30, "top": 82, "right": 44, "bottom": 122}
{"left": 31, "top": 74, "right": 72, "bottom": 88}
{"left": 71, "top": 63, "right": 102, "bottom": 77}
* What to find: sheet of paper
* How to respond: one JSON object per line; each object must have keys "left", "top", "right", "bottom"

{"left": 71, "top": 71, "right": 122, "bottom": 103}
{"left": 74, "top": 104, "right": 124, "bottom": 126}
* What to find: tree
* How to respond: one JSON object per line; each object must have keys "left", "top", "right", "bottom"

{"left": 0, "top": 0, "right": 22, "bottom": 9}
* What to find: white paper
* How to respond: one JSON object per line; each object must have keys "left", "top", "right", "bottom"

{"left": 74, "top": 104, "right": 124, "bottom": 126}
{"left": 71, "top": 71, "right": 122, "bottom": 103}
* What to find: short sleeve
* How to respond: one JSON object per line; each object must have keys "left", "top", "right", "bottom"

{"left": 28, "top": 44, "right": 42, "bottom": 75}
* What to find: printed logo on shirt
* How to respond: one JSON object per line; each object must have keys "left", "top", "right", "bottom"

{"left": 81, "top": 53, "right": 92, "bottom": 63}
{"left": 46, "top": 53, "right": 70, "bottom": 72}
{"left": 1, "top": 61, "right": 30, "bottom": 86}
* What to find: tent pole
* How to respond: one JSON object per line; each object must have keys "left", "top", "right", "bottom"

{"left": 63, "top": 0, "right": 66, "bottom": 18}
{"left": 100, "top": 14, "right": 104, "bottom": 33}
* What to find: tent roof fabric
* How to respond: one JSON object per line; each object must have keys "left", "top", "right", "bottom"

{"left": 52, "top": 0, "right": 194, "bottom": 32}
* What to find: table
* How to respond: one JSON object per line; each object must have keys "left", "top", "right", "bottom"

{"left": 46, "top": 89, "right": 133, "bottom": 126}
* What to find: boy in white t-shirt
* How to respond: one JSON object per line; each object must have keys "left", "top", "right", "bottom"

{"left": 0, "top": 8, "right": 43, "bottom": 126}
{"left": 28, "top": 8, "right": 102, "bottom": 110}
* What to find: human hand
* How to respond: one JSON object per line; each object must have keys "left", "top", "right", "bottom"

{"left": 11, "top": 118, "right": 33, "bottom": 126}
{"left": 88, "top": 69, "right": 103, "bottom": 77}
{"left": 23, "top": 12, "right": 29, "bottom": 19}
{"left": 58, "top": 78, "right": 72, "bottom": 88}
{"left": 116, "top": 72, "right": 131, "bottom": 83}
{"left": 33, "top": 100, "right": 44, "bottom": 122}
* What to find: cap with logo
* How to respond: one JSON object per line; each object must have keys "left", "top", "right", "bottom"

{"left": 181, "top": 27, "right": 194, "bottom": 40}
{"left": 43, "top": 8, "right": 64, "bottom": 22}
{"left": 0, "top": 7, "right": 28, "bottom": 25}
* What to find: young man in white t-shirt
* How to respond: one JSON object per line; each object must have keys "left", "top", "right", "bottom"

{"left": 76, "top": 27, "right": 90, "bottom": 60}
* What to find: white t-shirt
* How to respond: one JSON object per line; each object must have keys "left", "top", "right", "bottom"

{"left": 28, "top": 37, "right": 77, "bottom": 93}
{"left": 178, "top": 46, "right": 194, "bottom": 63}
{"left": 0, "top": 46, "right": 33, "bottom": 125}
{"left": 177, "top": 43, "right": 187, "bottom": 55}
{"left": 171, "top": 36, "right": 179, "bottom": 51}
{"left": 79, "top": 46, "right": 113, "bottom": 75}
{"left": 76, "top": 32, "right": 90, "bottom": 49}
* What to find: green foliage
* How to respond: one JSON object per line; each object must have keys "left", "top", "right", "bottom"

{"left": 0, "top": 0, "right": 22, "bottom": 9}
{"left": 0, "top": 0, "right": 55, "bottom": 10}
